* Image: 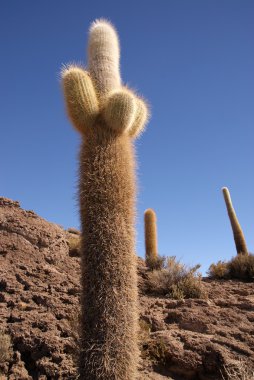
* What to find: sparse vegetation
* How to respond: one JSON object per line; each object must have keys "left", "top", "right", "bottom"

{"left": 171, "top": 272, "right": 204, "bottom": 299}
{"left": 208, "top": 253, "right": 254, "bottom": 281}
{"left": 221, "top": 359, "right": 254, "bottom": 380}
{"left": 228, "top": 254, "right": 254, "bottom": 281}
{"left": 139, "top": 322, "right": 168, "bottom": 367}
{"left": 138, "top": 319, "right": 151, "bottom": 353}
{"left": 146, "top": 337, "right": 168, "bottom": 365}
{"left": 66, "top": 227, "right": 80, "bottom": 235}
{"left": 208, "top": 260, "right": 229, "bottom": 279}
{"left": 147, "top": 256, "right": 205, "bottom": 299}
{"left": 67, "top": 236, "right": 80, "bottom": 257}
{"left": 145, "top": 255, "right": 165, "bottom": 271}
{"left": 0, "top": 332, "right": 13, "bottom": 364}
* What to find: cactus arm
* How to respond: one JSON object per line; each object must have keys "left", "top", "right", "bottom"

{"left": 102, "top": 89, "right": 137, "bottom": 133}
{"left": 129, "top": 97, "right": 150, "bottom": 138}
{"left": 62, "top": 66, "right": 99, "bottom": 134}
{"left": 88, "top": 19, "right": 121, "bottom": 95}
{"left": 222, "top": 187, "right": 248, "bottom": 255}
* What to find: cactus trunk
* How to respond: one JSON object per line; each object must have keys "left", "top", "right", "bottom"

{"left": 222, "top": 187, "right": 248, "bottom": 256}
{"left": 61, "top": 19, "right": 149, "bottom": 380}
{"left": 79, "top": 124, "right": 139, "bottom": 379}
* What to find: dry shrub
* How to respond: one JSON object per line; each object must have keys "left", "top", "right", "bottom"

{"left": 139, "top": 320, "right": 168, "bottom": 365}
{"left": 208, "top": 254, "right": 254, "bottom": 282}
{"left": 207, "top": 261, "right": 229, "bottom": 279}
{"left": 67, "top": 236, "right": 81, "bottom": 257}
{"left": 139, "top": 320, "right": 151, "bottom": 341}
{"left": 147, "top": 256, "right": 205, "bottom": 299}
{"left": 139, "top": 319, "right": 151, "bottom": 360}
{"left": 145, "top": 255, "right": 165, "bottom": 270}
{"left": 147, "top": 338, "right": 168, "bottom": 365}
{"left": 67, "top": 227, "right": 80, "bottom": 235}
{"left": 0, "top": 332, "right": 13, "bottom": 363}
{"left": 228, "top": 254, "right": 254, "bottom": 281}
{"left": 221, "top": 359, "right": 254, "bottom": 380}
{"left": 172, "top": 273, "right": 203, "bottom": 299}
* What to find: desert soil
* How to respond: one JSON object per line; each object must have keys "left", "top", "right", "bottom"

{"left": 0, "top": 197, "right": 254, "bottom": 379}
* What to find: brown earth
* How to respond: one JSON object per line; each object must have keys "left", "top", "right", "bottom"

{"left": 0, "top": 197, "right": 254, "bottom": 379}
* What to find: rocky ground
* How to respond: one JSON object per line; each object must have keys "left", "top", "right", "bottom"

{"left": 0, "top": 197, "right": 254, "bottom": 379}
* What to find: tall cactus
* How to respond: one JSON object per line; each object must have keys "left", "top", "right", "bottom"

{"left": 144, "top": 208, "right": 158, "bottom": 266}
{"left": 222, "top": 187, "right": 248, "bottom": 256}
{"left": 61, "top": 19, "right": 149, "bottom": 380}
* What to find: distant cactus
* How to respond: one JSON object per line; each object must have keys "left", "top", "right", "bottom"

{"left": 62, "top": 19, "right": 149, "bottom": 380}
{"left": 222, "top": 187, "right": 248, "bottom": 255}
{"left": 144, "top": 209, "right": 159, "bottom": 268}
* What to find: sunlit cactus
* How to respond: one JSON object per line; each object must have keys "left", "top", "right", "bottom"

{"left": 61, "top": 19, "right": 149, "bottom": 380}
{"left": 144, "top": 208, "right": 159, "bottom": 268}
{"left": 62, "top": 66, "right": 99, "bottom": 133}
{"left": 102, "top": 88, "right": 137, "bottom": 132}
{"left": 88, "top": 19, "right": 121, "bottom": 95}
{"left": 222, "top": 187, "right": 248, "bottom": 256}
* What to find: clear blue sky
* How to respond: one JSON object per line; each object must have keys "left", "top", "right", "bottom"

{"left": 1, "top": 1, "right": 254, "bottom": 273}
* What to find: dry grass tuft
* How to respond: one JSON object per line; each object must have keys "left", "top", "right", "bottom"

{"left": 139, "top": 320, "right": 168, "bottom": 366}
{"left": 208, "top": 253, "right": 254, "bottom": 281}
{"left": 221, "top": 359, "right": 254, "bottom": 380}
{"left": 0, "top": 332, "right": 13, "bottom": 363}
{"left": 207, "top": 260, "right": 229, "bottom": 279}
{"left": 145, "top": 255, "right": 165, "bottom": 271}
{"left": 146, "top": 338, "right": 168, "bottom": 365}
{"left": 138, "top": 319, "right": 151, "bottom": 354}
{"left": 67, "top": 236, "right": 81, "bottom": 257}
{"left": 228, "top": 254, "right": 254, "bottom": 281}
{"left": 147, "top": 256, "right": 205, "bottom": 299}
{"left": 66, "top": 227, "right": 80, "bottom": 235}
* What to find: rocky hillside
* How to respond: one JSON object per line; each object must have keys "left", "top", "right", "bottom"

{"left": 0, "top": 197, "right": 254, "bottom": 379}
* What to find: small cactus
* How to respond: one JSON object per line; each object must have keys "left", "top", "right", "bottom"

{"left": 222, "top": 187, "right": 248, "bottom": 255}
{"left": 61, "top": 19, "right": 149, "bottom": 380}
{"left": 144, "top": 209, "right": 159, "bottom": 268}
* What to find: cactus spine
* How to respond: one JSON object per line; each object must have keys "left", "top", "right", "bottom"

{"left": 222, "top": 187, "right": 248, "bottom": 256}
{"left": 62, "top": 19, "right": 149, "bottom": 380}
{"left": 144, "top": 209, "right": 158, "bottom": 266}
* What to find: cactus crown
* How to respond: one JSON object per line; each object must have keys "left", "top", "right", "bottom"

{"left": 145, "top": 208, "right": 157, "bottom": 220}
{"left": 88, "top": 19, "right": 121, "bottom": 95}
{"left": 62, "top": 19, "right": 150, "bottom": 138}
